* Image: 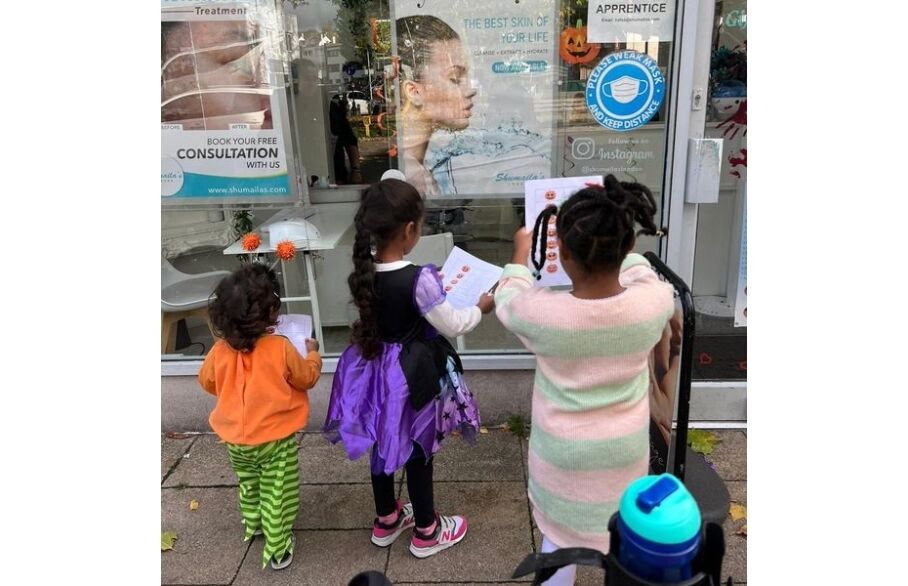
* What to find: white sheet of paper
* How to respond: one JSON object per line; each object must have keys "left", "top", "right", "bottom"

{"left": 524, "top": 176, "right": 603, "bottom": 287}
{"left": 275, "top": 314, "right": 313, "bottom": 357}
{"left": 439, "top": 246, "right": 504, "bottom": 310}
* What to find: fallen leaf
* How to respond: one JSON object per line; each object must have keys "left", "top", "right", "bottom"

{"left": 729, "top": 503, "right": 747, "bottom": 522}
{"left": 687, "top": 429, "right": 719, "bottom": 455}
{"left": 736, "top": 525, "right": 747, "bottom": 537}
{"left": 479, "top": 427, "right": 489, "bottom": 435}
{"left": 189, "top": 500, "right": 199, "bottom": 511}
{"left": 161, "top": 531, "right": 178, "bottom": 551}
{"left": 165, "top": 432, "right": 190, "bottom": 440}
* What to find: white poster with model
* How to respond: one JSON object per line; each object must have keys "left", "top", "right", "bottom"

{"left": 391, "top": 1, "right": 557, "bottom": 198}
{"left": 161, "top": 0, "right": 296, "bottom": 201}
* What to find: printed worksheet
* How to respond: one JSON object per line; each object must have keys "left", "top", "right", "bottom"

{"left": 439, "top": 247, "right": 504, "bottom": 310}
{"left": 275, "top": 314, "right": 313, "bottom": 357}
{"left": 524, "top": 176, "right": 603, "bottom": 287}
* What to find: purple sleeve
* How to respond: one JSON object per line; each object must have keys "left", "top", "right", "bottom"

{"left": 412, "top": 264, "right": 446, "bottom": 316}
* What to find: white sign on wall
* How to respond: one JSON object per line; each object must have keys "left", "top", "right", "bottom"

{"left": 161, "top": 0, "right": 296, "bottom": 201}
{"left": 587, "top": 1, "right": 676, "bottom": 43}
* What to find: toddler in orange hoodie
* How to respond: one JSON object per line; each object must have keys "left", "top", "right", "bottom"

{"left": 198, "top": 262, "right": 322, "bottom": 570}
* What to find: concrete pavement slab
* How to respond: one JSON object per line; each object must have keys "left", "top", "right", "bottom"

{"left": 295, "top": 484, "right": 375, "bottom": 530}
{"left": 708, "top": 431, "right": 747, "bottom": 482}
{"left": 232, "top": 530, "right": 387, "bottom": 586}
{"left": 723, "top": 480, "right": 747, "bottom": 584}
{"left": 161, "top": 487, "right": 248, "bottom": 585}
{"left": 388, "top": 482, "right": 533, "bottom": 583}
{"left": 162, "top": 435, "right": 196, "bottom": 482}
{"left": 298, "top": 432, "right": 373, "bottom": 484}
{"left": 164, "top": 434, "right": 237, "bottom": 488}
{"left": 433, "top": 430, "right": 524, "bottom": 482}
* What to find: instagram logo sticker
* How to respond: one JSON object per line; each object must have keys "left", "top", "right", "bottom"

{"left": 570, "top": 137, "right": 595, "bottom": 160}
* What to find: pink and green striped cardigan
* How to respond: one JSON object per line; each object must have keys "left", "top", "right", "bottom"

{"left": 494, "top": 253, "right": 674, "bottom": 552}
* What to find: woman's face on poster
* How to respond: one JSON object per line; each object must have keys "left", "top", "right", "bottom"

{"left": 411, "top": 39, "right": 476, "bottom": 130}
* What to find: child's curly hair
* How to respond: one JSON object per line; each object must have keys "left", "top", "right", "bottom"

{"left": 208, "top": 262, "right": 281, "bottom": 352}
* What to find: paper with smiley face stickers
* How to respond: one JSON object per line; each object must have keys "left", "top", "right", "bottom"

{"left": 439, "top": 245, "right": 504, "bottom": 309}
{"left": 524, "top": 176, "right": 603, "bottom": 287}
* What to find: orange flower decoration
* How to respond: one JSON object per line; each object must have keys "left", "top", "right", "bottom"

{"left": 241, "top": 232, "right": 261, "bottom": 251}
{"left": 276, "top": 240, "right": 296, "bottom": 261}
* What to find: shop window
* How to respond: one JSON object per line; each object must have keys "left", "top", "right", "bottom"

{"left": 162, "top": 0, "right": 684, "bottom": 359}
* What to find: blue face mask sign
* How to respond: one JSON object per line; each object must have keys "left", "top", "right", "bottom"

{"left": 586, "top": 51, "right": 665, "bottom": 132}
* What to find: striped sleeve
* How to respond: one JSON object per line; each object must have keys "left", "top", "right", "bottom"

{"left": 494, "top": 263, "right": 542, "bottom": 346}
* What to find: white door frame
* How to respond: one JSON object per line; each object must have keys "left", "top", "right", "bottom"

{"left": 661, "top": 0, "right": 746, "bottom": 414}
{"left": 662, "top": 0, "right": 717, "bottom": 284}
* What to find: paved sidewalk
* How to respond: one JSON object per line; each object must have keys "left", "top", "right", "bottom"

{"left": 162, "top": 429, "right": 747, "bottom": 585}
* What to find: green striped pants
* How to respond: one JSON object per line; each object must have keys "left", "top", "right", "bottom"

{"left": 226, "top": 435, "right": 300, "bottom": 568}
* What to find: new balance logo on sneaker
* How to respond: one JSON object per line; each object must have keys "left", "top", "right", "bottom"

{"left": 409, "top": 513, "right": 468, "bottom": 559}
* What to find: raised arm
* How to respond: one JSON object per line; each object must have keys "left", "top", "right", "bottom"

{"left": 494, "top": 228, "right": 541, "bottom": 343}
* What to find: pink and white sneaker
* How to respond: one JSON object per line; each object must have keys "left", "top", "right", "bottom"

{"left": 371, "top": 501, "right": 416, "bottom": 547}
{"left": 409, "top": 512, "right": 468, "bottom": 558}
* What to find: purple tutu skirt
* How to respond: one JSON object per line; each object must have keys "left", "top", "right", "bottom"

{"left": 324, "top": 342, "right": 481, "bottom": 476}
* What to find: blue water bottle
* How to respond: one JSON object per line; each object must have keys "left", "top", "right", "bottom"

{"left": 617, "top": 474, "right": 702, "bottom": 583}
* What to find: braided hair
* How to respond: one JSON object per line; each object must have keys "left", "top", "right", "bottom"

{"left": 349, "top": 178, "right": 425, "bottom": 359}
{"left": 531, "top": 175, "right": 665, "bottom": 277}
{"left": 208, "top": 262, "right": 281, "bottom": 352}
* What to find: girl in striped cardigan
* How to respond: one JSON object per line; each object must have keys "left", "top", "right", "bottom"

{"left": 494, "top": 176, "right": 674, "bottom": 585}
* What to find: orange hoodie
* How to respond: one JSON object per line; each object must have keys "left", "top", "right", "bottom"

{"left": 198, "top": 335, "right": 323, "bottom": 445}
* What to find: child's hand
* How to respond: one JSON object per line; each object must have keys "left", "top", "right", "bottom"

{"left": 511, "top": 227, "right": 533, "bottom": 265}
{"left": 477, "top": 293, "right": 495, "bottom": 314}
{"left": 305, "top": 338, "right": 320, "bottom": 353}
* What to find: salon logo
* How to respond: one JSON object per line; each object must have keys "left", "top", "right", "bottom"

{"left": 161, "top": 157, "right": 184, "bottom": 197}
{"left": 586, "top": 51, "right": 665, "bottom": 132}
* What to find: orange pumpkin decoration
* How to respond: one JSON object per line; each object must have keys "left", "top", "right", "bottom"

{"left": 276, "top": 240, "right": 296, "bottom": 261}
{"left": 241, "top": 232, "right": 261, "bottom": 251}
{"left": 560, "top": 20, "right": 600, "bottom": 65}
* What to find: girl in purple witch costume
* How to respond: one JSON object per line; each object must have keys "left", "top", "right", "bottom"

{"left": 324, "top": 178, "right": 495, "bottom": 559}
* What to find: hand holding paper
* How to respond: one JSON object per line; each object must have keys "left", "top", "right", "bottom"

{"left": 275, "top": 314, "right": 314, "bottom": 357}
{"left": 476, "top": 293, "right": 496, "bottom": 314}
{"left": 439, "top": 247, "right": 504, "bottom": 310}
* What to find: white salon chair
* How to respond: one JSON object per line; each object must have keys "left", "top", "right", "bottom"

{"left": 161, "top": 257, "right": 230, "bottom": 354}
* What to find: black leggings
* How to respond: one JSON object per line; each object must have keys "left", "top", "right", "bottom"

{"left": 371, "top": 447, "right": 435, "bottom": 528}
